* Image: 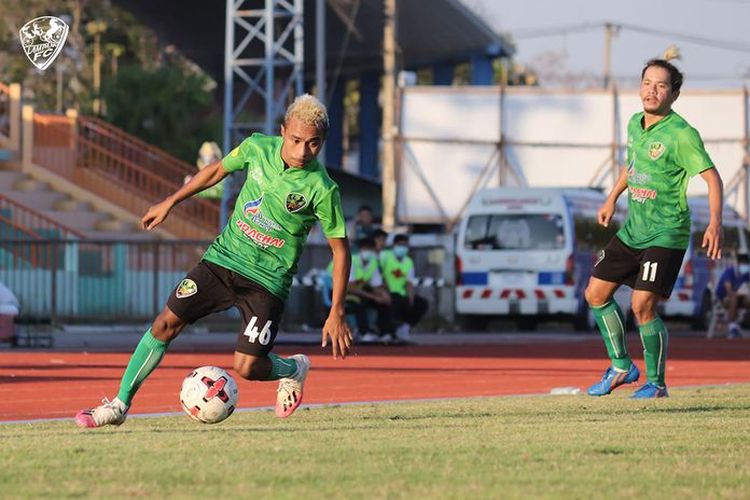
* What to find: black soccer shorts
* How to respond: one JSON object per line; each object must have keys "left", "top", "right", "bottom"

{"left": 166, "top": 260, "right": 285, "bottom": 356}
{"left": 591, "top": 236, "right": 686, "bottom": 298}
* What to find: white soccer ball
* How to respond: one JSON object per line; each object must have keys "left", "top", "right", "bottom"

{"left": 180, "top": 366, "right": 239, "bottom": 424}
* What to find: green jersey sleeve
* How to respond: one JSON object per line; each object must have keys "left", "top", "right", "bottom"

{"left": 315, "top": 185, "right": 347, "bottom": 239}
{"left": 675, "top": 126, "right": 713, "bottom": 177}
{"left": 221, "top": 137, "right": 254, "bottom": 173}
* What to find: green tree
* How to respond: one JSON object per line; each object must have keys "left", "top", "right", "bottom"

{"left": 101, "top": 64, "right": 220, "bottom": 162}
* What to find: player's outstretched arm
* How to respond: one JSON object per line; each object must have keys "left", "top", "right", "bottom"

{"left": 141, "top": 160, "right": 229, "bottom": 230}
{"left": 322, "top": 237, "right": 353, "bottom": 359}
{"left": 598, "top": 166, "right": 629, "bottom": 227}
{"left": 700, "top": 167, "right": 723, "bottom": 260}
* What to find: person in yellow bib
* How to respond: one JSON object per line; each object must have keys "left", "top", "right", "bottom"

{"left": 347, "top": 237, "right": 391, "bottom": 343}
{"left": 380, "top": 234, "right": 428, "bottom": 342}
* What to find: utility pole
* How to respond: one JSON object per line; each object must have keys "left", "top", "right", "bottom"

{"left": 86, "top": 20, "right": 107, "bottom": 115}
{"left": 316, "top": 0, "right": 326, "bottom": 162}
{"left": 603, "top": 22, "right": 618, "bottom": 89}
{"left": 381, "top": 0, "right": 397, "bottom": 231}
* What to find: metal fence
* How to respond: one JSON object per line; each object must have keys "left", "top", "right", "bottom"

{"left": 0, "top": 239, "right": 451, "bottom": 329}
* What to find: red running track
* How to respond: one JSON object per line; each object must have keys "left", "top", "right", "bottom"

{"left": 1, "top": 338, "right": 749, "bottom": 422}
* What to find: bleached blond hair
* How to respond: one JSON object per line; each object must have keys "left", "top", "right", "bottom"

{"left": 284, "top": 93, "right": 329, "bottom": 134}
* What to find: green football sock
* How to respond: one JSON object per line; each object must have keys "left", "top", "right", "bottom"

{"left": 639, "top": 316, "right": 668, "bottom": 386}
{"left": 116, "top": 329, "right": 169, "bottom": 406}
{"left": 592, "top": 301, "right": 632, "bottom": 371}
{"left": 261, "top": 353, "right": 298, "bottom": 381}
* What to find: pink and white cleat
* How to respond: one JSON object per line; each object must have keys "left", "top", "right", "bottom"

{"left": 75, "top": 398, "right": 128, "bottom": 428}
{"left": 275, "top": 354, "right": 310, "bottom": 418}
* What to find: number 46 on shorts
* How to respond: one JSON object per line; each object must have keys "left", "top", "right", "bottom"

{"left": 243, "top": 316, "right": 272, "bottom": 345}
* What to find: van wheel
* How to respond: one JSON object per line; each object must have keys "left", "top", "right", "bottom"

{"left": 691, "top": 291, "right": 712, "bottom": 331}
{"left": 456, "top": 314, "right": 489, "bottom": 332}
{"left": 517, "top": 318, "right": 538, "bottom": 332}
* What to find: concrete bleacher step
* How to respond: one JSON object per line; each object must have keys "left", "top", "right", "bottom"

{"left": 13, "top": 178, "right": 51, "bottom": 192}
{"left": 1, "top": 167, "right": 165, "bottom": 240}
{"left": 40, "top": 210, "right": 108, "bottom": 231}
{"left": 53, "top": 198, "right": 93, "bottom": 211}
{"left": 93, "top": 218, "right": 141, "bottom": 233}
{"left": 2, "top": 190, "right": 67, "bottom": 211}
{"left": 0, "top": 170, "right": 24, "bottom": 191}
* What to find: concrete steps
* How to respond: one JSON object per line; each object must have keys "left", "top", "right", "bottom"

{"left": 0, "top": 170, "right": 23, "bottom": 191}
{"left": 0, "top": 166, "right": 160, "bottom": 240}
{"left": 2, "top": 190, "right": 67, "bottom": 211}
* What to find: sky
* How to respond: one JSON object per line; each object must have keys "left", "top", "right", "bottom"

{"left": 462, "top": 0, "right": 750, "bottom": 89}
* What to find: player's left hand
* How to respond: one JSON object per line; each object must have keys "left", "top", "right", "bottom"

{"left": 321, "top": 312, "right": 352, "bottom": 360}
{"left": 702, "top": 222, "right": 722, "bottom": 260}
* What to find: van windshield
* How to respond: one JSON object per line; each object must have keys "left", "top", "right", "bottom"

{"left": 464, "top": 214, "right": 565, "bottom": 250}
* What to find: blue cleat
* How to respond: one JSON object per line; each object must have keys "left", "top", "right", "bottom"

{"left": 630, "top": 382, "right": 669, "bottom": 399}
{"left": 587, "top": 363, "right": 640, "bottom": 396}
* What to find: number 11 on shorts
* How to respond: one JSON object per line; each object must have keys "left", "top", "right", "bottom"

{"left": 642, "top": 261, "right": 658, "bottom": 282}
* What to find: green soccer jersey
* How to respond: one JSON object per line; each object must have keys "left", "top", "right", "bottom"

{"left": 202, "top": 133, "right": 346, "bottom": 300}
{"left": 617, "top": 110, "right": 714, "bottom": 250}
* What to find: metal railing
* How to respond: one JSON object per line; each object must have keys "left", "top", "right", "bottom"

{"left": 31, "top": 113, "right": 220, "bottom": 237}
{"left": 0, "top": 240, "right": 450, "bottom": 328}
{"left": 0, "top": 82, "right": 9, "bottom": 139}
{"left": 0, "top": 239, "right": 209, "bottom": 323}
{"left": 0, "top": 193, "right": 84, "bottom": 241}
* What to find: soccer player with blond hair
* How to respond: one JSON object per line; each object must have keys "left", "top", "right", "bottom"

{"left": 76, "top": 94, "right": 353, "bottom": 427}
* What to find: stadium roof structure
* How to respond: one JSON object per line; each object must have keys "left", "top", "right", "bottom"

{"left": 110, "top": 0, "right": 514, "bottom": 84}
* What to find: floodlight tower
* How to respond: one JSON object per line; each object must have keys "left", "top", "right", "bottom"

{"left": 222, "top": 0, "right": 304, "bottom": 222}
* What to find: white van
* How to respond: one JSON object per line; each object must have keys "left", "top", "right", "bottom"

{"left": 454, "top": 187, "right": 626, "bottom": 331}
{"left": 660, "top": 197, "right": 749, "bottom": 328}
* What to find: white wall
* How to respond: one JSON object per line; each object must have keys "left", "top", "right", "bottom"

{"left": 399, "top": 86, "right": 748, "bottom": 223}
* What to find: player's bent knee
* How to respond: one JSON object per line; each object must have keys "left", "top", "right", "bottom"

{"left": 584, "top": 284, "right": 607, "bottom": 307}
{"left": 151, "top": 307, "right": 187, "bottom": 342}
{"left": 630, "top": 298, "right": 656, "bottom": 324}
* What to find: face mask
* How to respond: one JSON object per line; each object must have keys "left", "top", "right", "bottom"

{"left": 739, "top": 264, "right": 750, "bottom": 274}
{"left": 393, "top": 245, "right": 408, "bottom": 258}
{"left": 360, "top": 250, "right": 375, "bottom": 262}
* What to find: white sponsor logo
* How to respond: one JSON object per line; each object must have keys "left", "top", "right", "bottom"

{"left": 19, "top": 16, "right": 69, "bottom": 71}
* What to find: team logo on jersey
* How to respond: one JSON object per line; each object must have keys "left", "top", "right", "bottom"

{"left": 19, "top": 16, "right": 69, "bottom": 71}
{"left": 649, "top": 142, "right": 665, "bottom": 160}
{"left": 243, "top": 196, "right": 263, "bottom": 217}
{"left": 176, "top": 279, "right": 197, "bottom": 299}
{"left": 285, "top": 192, "right": 307, "bottom": 213}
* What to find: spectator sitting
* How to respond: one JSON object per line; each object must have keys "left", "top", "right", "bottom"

{"left": 328, "top": 237, "right": 391, "bottom": 343}
{"left": 347, "top": 205, "right": 379, "bottom": 250}
{"left": 380, "top": 233, "right": 428, "bottom": 343}
{"left": 373, "top": 228, "right": 389, "bottom": 262}
{"left": 716, "top": 253, "right": 750, "bottom": 339}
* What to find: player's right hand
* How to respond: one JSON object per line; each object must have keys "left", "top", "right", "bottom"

{"left": 141, "top": 199, "right": 173, "bottom": 230}
{"left": 321, "top": 311, "right": 352, "bottom": 360}
{"left": 597, "top": 201, "right": 615, "bottom": 228}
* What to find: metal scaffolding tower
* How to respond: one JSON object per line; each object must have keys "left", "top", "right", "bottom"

{"left": 222, "top": 0, "right": 305, "bottom": 221}
{"left": 223, "top": 0, "right": 304, "bottom": 147}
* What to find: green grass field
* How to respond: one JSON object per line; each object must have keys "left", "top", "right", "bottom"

{"left": 2, "top": 385, "right": 749, "bottom": 498}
